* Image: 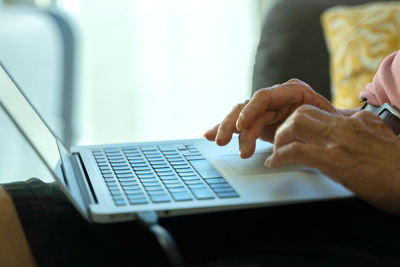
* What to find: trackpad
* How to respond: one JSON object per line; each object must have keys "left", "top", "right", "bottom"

{"left": 222, "top": 153, "right": 308, "bottom": 175}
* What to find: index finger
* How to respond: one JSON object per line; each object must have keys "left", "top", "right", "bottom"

{"left": 236, "top": 82, "right": 304, "bottom": 131}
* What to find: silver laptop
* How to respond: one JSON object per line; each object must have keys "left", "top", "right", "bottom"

{"left": 0, "top": 62, "right": 353, "bottom": 223}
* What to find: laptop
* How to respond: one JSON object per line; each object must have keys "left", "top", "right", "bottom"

{"left": 0, "top": 62, "right": 353, "bottom": 223}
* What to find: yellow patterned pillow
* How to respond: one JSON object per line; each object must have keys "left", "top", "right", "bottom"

{"left": 321, "top": 2, "right": 400, "bottom": 109}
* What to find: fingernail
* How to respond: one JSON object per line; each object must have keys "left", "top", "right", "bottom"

{"left": 265, "top": 156, "right": 272, "bottom": 167}
{"left": 236, "top": 114, "right": 243, "bottom": 131}
{"left": 264, "top": 159, "right": 270, "bottom": 167}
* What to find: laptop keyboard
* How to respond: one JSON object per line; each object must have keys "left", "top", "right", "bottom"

{"left": 91, "top": 143, "right": 239, "bottom": 206}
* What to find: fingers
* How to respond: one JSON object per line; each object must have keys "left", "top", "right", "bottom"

{"left": 237, "top": 83, "right": 302, "bottom": 131}
{"left": 265, "top": 142, "right": 335, "bottom": 176}
{"left": 273, "top": 105, "right": 335, "bottom": 150}
{"left": 215, "top": 103, "right": 244, "bottom": 146}
{"left": 203, "top": 124, "right": 220, "bottom": 141}
{"left": 238, "top": 115, "right": 266, "bottom": 158}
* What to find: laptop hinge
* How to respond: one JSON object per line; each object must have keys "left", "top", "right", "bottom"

{"left": 69, "top": 153, "right": 98, "bottom": 205}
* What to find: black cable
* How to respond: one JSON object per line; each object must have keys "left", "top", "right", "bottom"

{"left": 137, "top": 211, "right": 186, "bottom": 267}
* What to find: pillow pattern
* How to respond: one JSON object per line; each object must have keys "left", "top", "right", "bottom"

{"left": 321, "top": 2, "right": 400, "bottom": 109}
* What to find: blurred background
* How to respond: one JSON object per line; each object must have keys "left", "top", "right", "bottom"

{"left": 0, "top": 0, "right": 273, "bottom": 183}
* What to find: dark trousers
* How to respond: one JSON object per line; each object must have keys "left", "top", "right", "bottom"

{"left": 4, "top": 178, "right": 400, "bottom": 267}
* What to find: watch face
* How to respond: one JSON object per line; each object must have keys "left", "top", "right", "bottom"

{"left": 379, "top": 109, "right": 400, "bottom": 135}
{"left": 362, "top": 102, "right": 400, "bottom": 136}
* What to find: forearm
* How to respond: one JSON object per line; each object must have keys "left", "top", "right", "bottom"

{"left": 0, "top": 185, "right": 37, "bottom": 267}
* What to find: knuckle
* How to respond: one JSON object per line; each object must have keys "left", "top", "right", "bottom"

{"left": 295, "top": 104, "right": 312, "bottom": 114}
{"left": 233, "top": 103, "right": 245, "bottom": 111}
{"left": 287, "top": 78, "right": 301, "bottom": 83}
{"left": 289, "top": 142, "right": 302, "bottom": 153}
{"left": 253, "top": 88, "right": 270, "bottom": 99}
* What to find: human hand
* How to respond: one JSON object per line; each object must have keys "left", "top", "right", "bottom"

{"left": 204, "top": 79, "right": 338, "bottom": 158}
{"left": 266, "top": 105, "right": 400, "bottom": 215}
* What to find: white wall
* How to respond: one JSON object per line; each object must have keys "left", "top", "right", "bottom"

{"left": 72, "top": 0, "right": 263, "bottom": 146}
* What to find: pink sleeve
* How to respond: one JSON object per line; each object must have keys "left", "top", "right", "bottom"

{"left": 359, "top": 50, "right": 400, "bottom": 109}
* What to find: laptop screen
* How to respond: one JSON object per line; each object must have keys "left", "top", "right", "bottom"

{"left": 0, "top": 63, "right": 65, "bottom": 182}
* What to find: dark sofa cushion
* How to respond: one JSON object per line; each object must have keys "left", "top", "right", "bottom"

{"left": 252, "top": 0, "right": 399, "bottom": 101}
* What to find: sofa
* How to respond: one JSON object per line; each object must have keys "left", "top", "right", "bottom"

{"left": 252, "top": 0, "right": 400, "bottom": 100}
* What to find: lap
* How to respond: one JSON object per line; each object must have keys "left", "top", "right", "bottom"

{"left": 3, "top": 178, "right": 400, "bottom": 267}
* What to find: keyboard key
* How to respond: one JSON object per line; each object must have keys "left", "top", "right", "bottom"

{"left": 185, "top": 155, "right": 206, "bottom": 161}
{"left": 110, "top": 191, "right": 123, "bottom": 196}
{"left": 175, "top": 168, "right": 193, "bottom": 173}
{"left": 159, "top": 173, "right": 179, "bottom": 178}
{"left": 156, "top": 168, "right": 173, "bottom": 173}
{"left": 163, "top": 152, "right": 179, "bottom": 156}
{"left": 170, "top": 160, "right": 186, "bottom": 165}
{"left": 191, "top": 188, "right": 215, "bottom": 200}
{"left": 157, "top": 171, "right": 175, "bottom": 176}
{"left": 205, "top": 178, "right": 226, "bottom": 184}
{"left": 173, "top": 165, "right": 190, "bottom": 169}
{"left": 167, "top": 157, "right": 183, "bottom": 161}
{"left": 112, "top": 166, "right": 130, "bottom": 171}
{"left": 213, "top": 187, "right": 235, "bottom": 193}
{"left": 163, "top": 179, "right": 181, "bottom": 184}
{"left": 118, "top": 177, "right": 137, "bottom": 183}
{"left": 129, "top": 198, "right": 148, "bottom": 205}
{"left": 108, "top": 185, "right": 119, "bottom": 191}
{"left": 139, "top": 178, "right": 158, "bottom": 183}
{"left": 117, "top": 173, "right": 136, "bottom": 178}
{"left": 106, "top": 181, "right": 118, "bottom": 187}
{"left": 142, "top": 182, "right": 161, "bottom": 187}
{"left": 129, "top": 160, "right": 146, "bottom": 164}
{"left": 125, "top": 189, "right": 143, "bottom": 194}
{"left": 147, "top": 189, "right": 167, "bottom": 196}
{"left": 177, "top": 144, "right": 187, "bottom": 150}
{"left": 165, "top": 183, "right": 184, "bottom": 188}
{"left": 159, "top": 175, "right": 180, "bottom": 181}
{"left": 115, "top": 170, "right": 132, "bottom": 175}
{"left": 151, "top": 163, "right": 169, "bottom": 168}
{"left": 209, "top": 183, "right": 231, "bottom": 189}
{"left": 133, "top": 167, "right": 151, "bottom": 171}
{"left": 171, "top": 191, "right": 193, "bottom": 201}
{"left": 179, "top": 172, "right": 197, "bottom": 177}
{"left": 216, "top": 192, "right": 240, "bottom": 198}
{"left": 111, "top": 163, "right": 129, "bottom": 168}
{"left": 109, "top": 160, "right": 126, "bottom": 164}
{"left": 120, "top": 181, "right": 138, "bottom": 186}
{"left": 138, "top": 174, "right": 156, "bottom": 179}
{"left": 112, "top": 194, "right": 125, "bottom": 201}
{"left": 181, "top": 175, "right": 200, "bottom": 180}
{"left": 146, "top": 186, "right": 164, "bottom": 191}
{"left": 127, "top": 193, "right": 147, "bottom": 199}
{"left": 127, "top": 155, "right": 143, "bottom": 160}
{"left": 122, "top": 185, "right": 141, "bottom": 190}
{"left": 150, "top": 194, "right": 171, "bottom": 203}
{"left": 184, "top": 179, "right": 203, "bottom": 185}
{"left": 187, "top": 184, "right": 206, "bottom": 189}
{"left": 115, "top": 200, "right": 127, "bottom": 206}
{"left": 168, "top": 187, "right": 187, "bottom": 193}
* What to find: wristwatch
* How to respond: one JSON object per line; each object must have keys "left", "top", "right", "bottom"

{"left": 361, "top": 102, "right": 400, "bottom": 135}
